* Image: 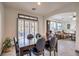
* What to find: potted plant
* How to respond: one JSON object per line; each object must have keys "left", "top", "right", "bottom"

{"left": 3, "top": 37, "right": 12, "bottom": 53}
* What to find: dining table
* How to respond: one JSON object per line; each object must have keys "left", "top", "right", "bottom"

{"left": 18, "top": 39, "right": 36, "bottom": 56}
{"left": 18, "top": 38, "right": 58, "bottom": 56}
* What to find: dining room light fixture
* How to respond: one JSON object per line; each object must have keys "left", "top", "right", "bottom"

{"left": 37, "top": 2, "right": 41, "bottom": 5}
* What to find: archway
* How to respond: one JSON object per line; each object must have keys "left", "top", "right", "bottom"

{"left": 46, "top": 12, "right": 77, "bottom": 56}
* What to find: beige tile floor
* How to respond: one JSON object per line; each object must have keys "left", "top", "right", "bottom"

{"left": 58, "top": 40, "right": 76, "bottom": 56}
{"left": 1, "top": 40, "right": 79, "bottom": 56}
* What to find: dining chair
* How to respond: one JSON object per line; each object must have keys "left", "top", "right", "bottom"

{"left": 45, "top": 37, "right": 58, "bottom": 56}
{"left": 14, "top": 37, "right": 30, "bottom": 56}
{"left": 13, "top": 37, "right": 19, "bottom": 56}
{"left": 27, "top": 34, "right": 34, "bottom": 56}
{"left": 27, "top": 34, "right": 34, "bottom": 45}
{"left": 31, "top": 37, "right": 45, "bottom": 56}
{"left": 36, "top": 33, "right": 41, "bottom": 39}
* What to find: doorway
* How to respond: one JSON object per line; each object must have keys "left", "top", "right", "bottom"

{"left": 46, "top": 12, "right": 76, "bottom": 56}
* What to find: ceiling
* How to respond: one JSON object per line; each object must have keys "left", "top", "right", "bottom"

{"left": 48, "top": 12, "right": 76, "bottom": 22}
{"left": 3, "top": 2, "right": 75, "bottom": 16}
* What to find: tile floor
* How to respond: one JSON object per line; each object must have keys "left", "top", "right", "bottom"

{"left": 1, "top": 39, "right": 79, "bottom": 56}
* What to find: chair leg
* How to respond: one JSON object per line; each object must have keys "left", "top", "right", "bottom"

{"left": 30, "top": 52, "right": 31, "bottom": 56}
{"left": 54, "top": 50, "right": 56, "bottom": 56}
{"left": 56, "top": 43, "right": 58, "bottom": 52}
{"left": 43, "top": 52, "right": 44, "bottom": 56}
{"left": 50, "top": 50, "right": 51, "bottom": 56}
{"left": 29, "top": 50, "right": 31, "bottom": 56}
{"left": 43, "top": 49, "right": 44, "bottom": 56}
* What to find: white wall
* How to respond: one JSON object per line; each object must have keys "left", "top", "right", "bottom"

{"left": 75, "top": 10, "right": 79, "bottom": 51}
{"left": 45, "top": 16, "right": 76, "bottom": 33}
{"left": 5, "top": 7, "right": 44, "bottom": 39}
{"left": 0, "top": 3, "right": 5, "bottom": 55}
{"left": 52, "top": 20, "right": 75, "bottom": 33}
{"left": 62, "top": 20, "right": 76, "bottom": 33}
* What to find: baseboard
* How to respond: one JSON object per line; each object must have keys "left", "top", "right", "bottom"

{"left": 75, "top": 50, "right": 79, "bottom": 53}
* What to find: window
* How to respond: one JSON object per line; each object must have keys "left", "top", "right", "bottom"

{"left": 56, "top": 23, "right": 62, "bottom": 31}
{"left": 50, "top": 22, "right": 56, "bottom": 31}
{"left": 17, "top": 14, "right": 38, "bottom": 46}
{"left": 48, "top": 21, "right": 62, "bottom": 32}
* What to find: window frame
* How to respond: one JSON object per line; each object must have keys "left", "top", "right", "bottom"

{"left": 16, "top": 14, "right": 39, "bottom": 45}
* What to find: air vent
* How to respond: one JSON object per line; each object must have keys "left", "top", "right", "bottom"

{"left": 73, "top": 16, "right": 76, "bottom": 18}
{"left": 32, "top": 8, "right": 36, "bottom": 11}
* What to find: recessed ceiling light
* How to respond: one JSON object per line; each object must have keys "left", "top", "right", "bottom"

{"left": 37, "top": 2, "right": 41, "bottom": 5}
{"left": 73, "top": 16, "right": 76, "bottom": 21}
{"left": 73, "top": 17, "right": 76, "bottom": 21}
